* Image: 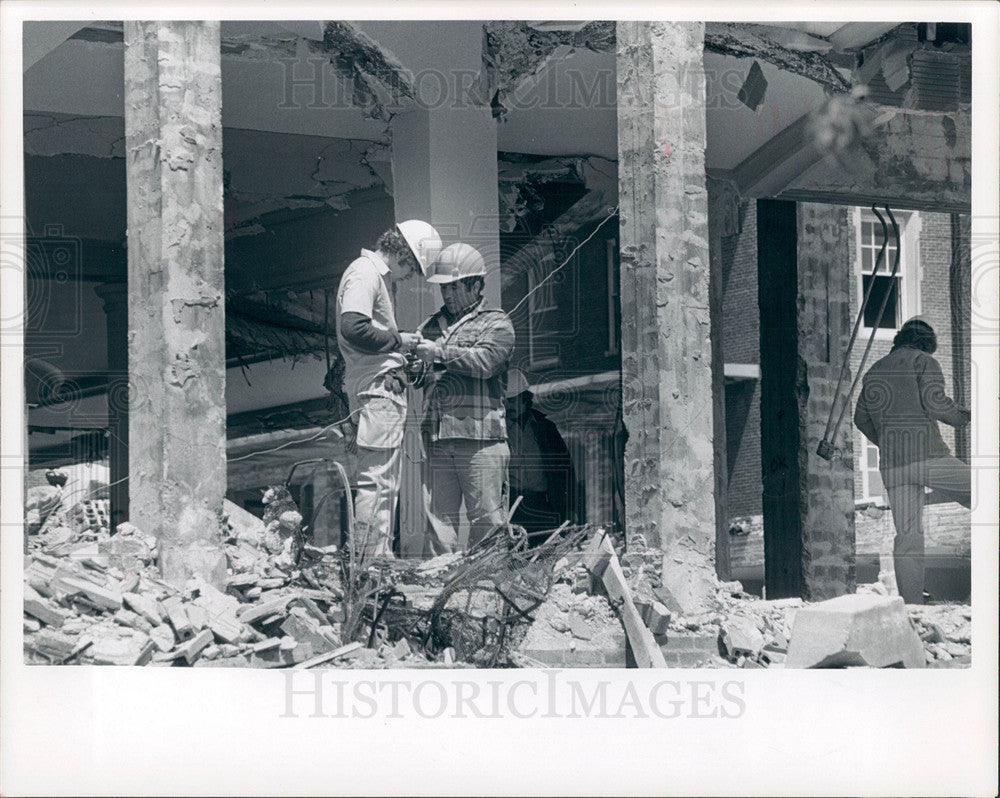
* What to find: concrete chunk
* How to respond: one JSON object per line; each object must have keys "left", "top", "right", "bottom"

{"left": 786, "top": 594, "right": 925, "bottom": 669}
{"left": 721, "top": 616, "right": 765, "bottom": 660}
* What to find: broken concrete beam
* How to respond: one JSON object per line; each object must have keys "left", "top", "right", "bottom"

{"left": 237, "top": 594, "right": 294, "bottom": 625}
{"left": 49, "top": 575, "right": 122, "bottom": 611}
{"left": 23, "top": 586, "right": 70, "bottom": 628}
{"left": 161, "top": 596, "right": 195, "bottom": 640}
{"left": 228, "top": 573, "right": 259, "bottom": 588}
{"left": 785, "top": 594, "right": 925, "bottom": 669}
{"left": 27, "top": 629, "right": 77, "bottom": 661}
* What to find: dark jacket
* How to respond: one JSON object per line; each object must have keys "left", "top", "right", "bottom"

{"left": 508, "top": 403, "right": 576, "bottom": 525}
{"left": 418, "top": 299, "right": 515, "bottom": 442}
{"left": 854, "top": 345, "right": 970, "bottom": 469}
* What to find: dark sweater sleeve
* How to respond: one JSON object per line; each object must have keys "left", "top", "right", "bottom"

{"left": 340, "top": 312, "right": 402, "bottom": 354}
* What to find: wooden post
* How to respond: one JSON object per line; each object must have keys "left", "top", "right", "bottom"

{"left": 123, "top": 21, "right": 228, "bottom": 588}
{"left": 757, "top": 200, "right": 856, "bottom": 600}
{"left": 950, "top": 213, "right": 971, "bottom": 463}
{"left": 94, "top": 282, "right": 128, "bottom": 530}
{"left": 616, "top": 22, "right": 717, "bottom": 614}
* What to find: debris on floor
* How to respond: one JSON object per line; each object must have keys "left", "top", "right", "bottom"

{"left": 23, "top": 482, "right": 972, "bottom": 669}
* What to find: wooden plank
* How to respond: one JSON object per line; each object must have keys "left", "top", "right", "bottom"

{"left": 585, "top": 532, "right": 667, "bottom": 668}
{"left": 293, "top": 641, "right": 362, "bottom": 670}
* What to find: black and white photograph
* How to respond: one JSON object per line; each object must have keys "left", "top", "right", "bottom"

{"left": 2, "top": 3, "right": 997, "bottom": 796}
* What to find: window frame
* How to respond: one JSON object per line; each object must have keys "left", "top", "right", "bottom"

{"left": 853, "top": 207, "right": 922, "bottom": 340}
{"left": 526, "top": 251, "right": 560, "bottom": 369}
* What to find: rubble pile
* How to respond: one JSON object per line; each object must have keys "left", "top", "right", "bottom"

{"left": 907, "top": 604, "right": 972, "bottom": 666}
{"left": 23, "top": 482, "right": 972, "bottom": 669}
{"left": 22, "top": 481, "right": 592, "bottom": 669}
{"left": 22, "top": 482, "right": 447, "bottom": 668}
{"left": 515, "top": 582, "right": 625, "bottom": 665}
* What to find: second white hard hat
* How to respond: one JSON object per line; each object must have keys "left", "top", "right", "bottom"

{"left": 427, "top": 242, "right": 487, "bottom": 284}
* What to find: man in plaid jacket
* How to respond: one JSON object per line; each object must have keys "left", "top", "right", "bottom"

{"left": 414, "top": 243, "right": 515, "bottom": 555}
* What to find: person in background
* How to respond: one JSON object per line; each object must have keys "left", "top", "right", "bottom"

{"left": 335, "top": 219, "right": 441, "bottom": 559}
{"left": 854, "top": 318, "right": 971, "bottom": 604}
{"left": 414, "top": 243, "right": 515, "bottom": 555}
{"left": 504, "top": 368, "right": 577, "bottom": 541}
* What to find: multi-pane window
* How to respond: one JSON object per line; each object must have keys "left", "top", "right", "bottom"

{"left": 858, "top": 213, "right": 902, "bottom": 329}
{"left": 527, "top": 254, "right": 559, "bottom": 367}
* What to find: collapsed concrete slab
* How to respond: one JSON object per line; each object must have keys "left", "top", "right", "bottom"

{"left": 785, "top": 594, "right": 925, "bottom": 669}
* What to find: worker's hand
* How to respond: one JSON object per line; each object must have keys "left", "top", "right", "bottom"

{"left": 383, "top": 369, "right": 408, "bottom": 395}
{"left": 414, "top": 340, "right": 440, "bottom": 364}
{"left": 398, "top": 332, "right": 422, "bottom": 352}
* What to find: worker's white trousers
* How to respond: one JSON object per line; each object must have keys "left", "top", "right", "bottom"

{"left": 353, "top": 390, "right": 407, "bottom": 559}
{"left": 422, "top": 439, "right": 509, "bottom": 556}
{"left": 882, "top": 455, "right": 971, "bottom": 604}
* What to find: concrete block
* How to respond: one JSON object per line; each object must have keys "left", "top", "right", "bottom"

{"left": 721, "top": 616, "right": 764, "bottom": 659}
{"left": 786, "top": 594, "right": 925, "bottom": 669}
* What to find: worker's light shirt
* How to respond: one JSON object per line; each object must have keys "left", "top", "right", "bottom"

{"left": 336, "top": 248, "right": 406, "bottom": 404}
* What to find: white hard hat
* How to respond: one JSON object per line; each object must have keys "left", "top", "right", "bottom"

{"left": 505, "top": 367, "right": 531, "bottom": 398}
{"left": 427, "top": 242, "right": 487, "bottom": 284}
{"left": 396, "top": 219, "right": 442, "bottom": 276}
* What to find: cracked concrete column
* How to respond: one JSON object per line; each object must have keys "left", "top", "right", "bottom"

{"left": 616, "top": 22, "right": 717, "bottom": 614}
{"left": 124, "top": 21, "right": 227, "bottom": 588}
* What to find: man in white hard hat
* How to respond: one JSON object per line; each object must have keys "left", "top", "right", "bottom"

{"left": 413, "top": 243, "right": 515, "bottom": 555}
{"left": 335, "top": 219, "right": 441, "bottom": 559}
{"left": 504, "top": 368, "right": 577, "bottom": 541}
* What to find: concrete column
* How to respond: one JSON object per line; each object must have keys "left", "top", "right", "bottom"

{"left": 758, "top": 200, "right": 855, "bottom": 600}
{"left": 94, "top": 282, "right": 128, "bottom": 530}
{"left": 124, "top": 21, "right": 227, "bottom": 588}
{"left": 388, "top": 42, "right": 501, "bottom": 557}
{"left": 616, "top": 22, "right": 717, "bottom": 614}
